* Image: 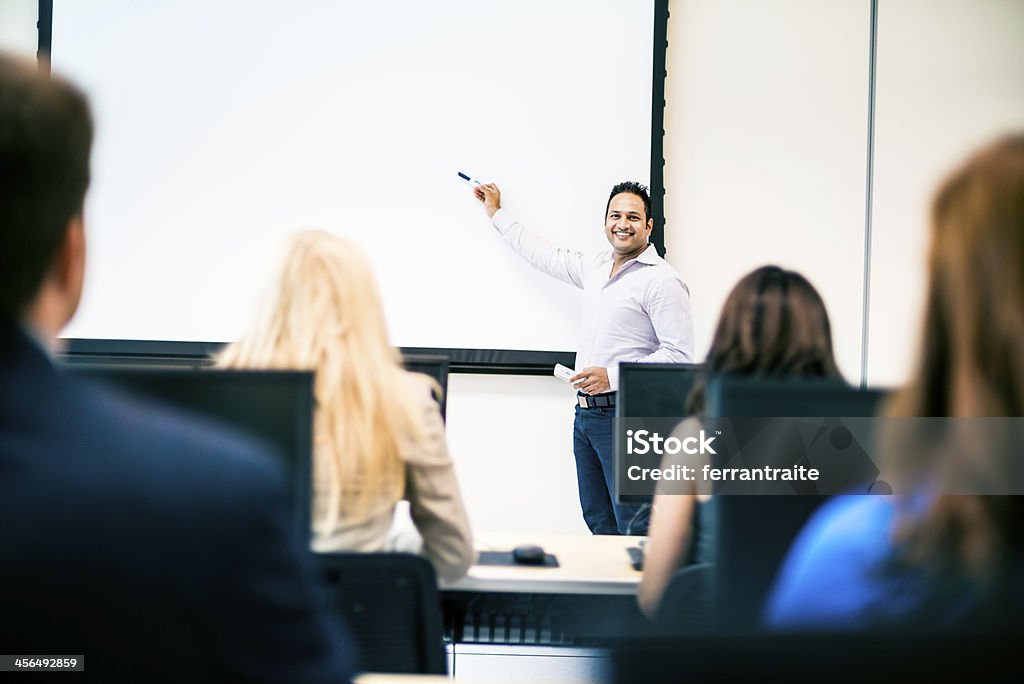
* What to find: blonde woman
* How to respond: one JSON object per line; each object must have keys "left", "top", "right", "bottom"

{"left": 219, "top": 230, "right": 475, "bottom": 582}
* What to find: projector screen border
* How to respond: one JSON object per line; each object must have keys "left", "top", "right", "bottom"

{"left": 42, "top": 0, "right": 670, "bottom": 372}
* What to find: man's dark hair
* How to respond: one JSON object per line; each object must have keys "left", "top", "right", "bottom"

{"left": 605, "top": 181, "right": 652, "bottom": 223}
{"left": 0, "top": 54, "right": 93, "bottom": 318}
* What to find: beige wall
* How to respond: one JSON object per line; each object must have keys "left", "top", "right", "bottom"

{"left": 866, "top": 0, "right": 1024, "bottom": 385}
{"left": 0, "top": 0, "right": 36, "bottom": 58}
{"left": 662, "top": 0, "right": 1024, "bottom": 391}
{"left": 662, "top": 0, "right": 871, "bottom": 381}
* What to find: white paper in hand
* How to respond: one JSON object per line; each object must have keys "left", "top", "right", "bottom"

{"left": 553, "top": 364, "right": 575, "bottom": 383}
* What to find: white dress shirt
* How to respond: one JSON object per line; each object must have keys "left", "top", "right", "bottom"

{"left": 493, "top": 208, "right": 695, "bottom": 390}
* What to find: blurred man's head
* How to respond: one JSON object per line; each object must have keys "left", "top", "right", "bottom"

{"left": 0, "top": 54, "right": 92, "bottom": 335}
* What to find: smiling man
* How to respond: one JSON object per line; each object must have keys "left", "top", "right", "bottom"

{"left": 475, "top": 181, "right": 694, "bottom": 535}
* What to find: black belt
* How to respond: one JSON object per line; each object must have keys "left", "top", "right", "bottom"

{"left": 577, "top": 392, "right": 616, "bottom": 409}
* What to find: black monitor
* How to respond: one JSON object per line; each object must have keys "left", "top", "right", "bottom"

{"left": 706, "top": 377, "right": 887, "bottom": 418}
{"left": 705, "top": 377, "right": 887, "bottom": 632}
{"left": 614, "top": 362, "right": 702, "bottom": 504}
{"left": 64, "top": 367, "right": 315, "bottom": 542}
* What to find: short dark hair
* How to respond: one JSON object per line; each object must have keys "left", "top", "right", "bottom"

{"left": 605, "top": 181, "right": 652, "bottom": 223}
{"left": 0, "top": 54, "right": 93, "bottom": 318}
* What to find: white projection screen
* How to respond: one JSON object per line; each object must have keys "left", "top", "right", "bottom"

{"left": 51, "top": 1, "right": 656, "bottom": 356}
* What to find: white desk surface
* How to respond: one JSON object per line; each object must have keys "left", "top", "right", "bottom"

{"left": 443, "top": 533, "right": 643, "bottom": 595}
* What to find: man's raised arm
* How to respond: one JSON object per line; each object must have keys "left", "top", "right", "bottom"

{"left": 474, "top": 183, "right": 584, "bottom": 288}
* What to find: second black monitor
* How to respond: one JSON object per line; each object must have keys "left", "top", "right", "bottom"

{"left": 615, "top": 362, "right": 702, "bottom": 505}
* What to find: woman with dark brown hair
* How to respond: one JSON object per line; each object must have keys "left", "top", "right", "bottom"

{"left": 766, "top": 134, "right": 1024, "bottom": 629}
{"left": 638, "top": 265, "right": 843, "bottom": 617}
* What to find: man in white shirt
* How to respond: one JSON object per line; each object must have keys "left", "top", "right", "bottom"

{"left": 475, "top": 181, "right": 694, "bottom": 535}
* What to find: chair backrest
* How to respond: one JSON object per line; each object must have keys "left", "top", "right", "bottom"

{"left": 654, "top": 563, "right": 714, "bottom": 635}
{"left": 316, "top": 552, "right": 446, "bottom": 674}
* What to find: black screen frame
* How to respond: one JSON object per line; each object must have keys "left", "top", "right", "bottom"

{"left": 59, "top": 344, "right": 452, "bottom": 416}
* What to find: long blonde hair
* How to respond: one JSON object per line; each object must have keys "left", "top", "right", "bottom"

{"left": 218, "top": 230, "right": 430, "bottom": 532}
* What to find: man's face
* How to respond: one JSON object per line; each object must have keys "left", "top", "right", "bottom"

{"left": 604, "top": 192, "right": 653, "bottom": 256}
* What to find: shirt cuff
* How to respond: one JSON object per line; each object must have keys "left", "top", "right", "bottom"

{"left": 491, "top": 208, "right": 516, "bottom": 235}
{"left": 607, "top": 363, "right": 620, "bottom": 393}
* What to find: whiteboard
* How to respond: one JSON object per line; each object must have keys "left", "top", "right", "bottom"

{"left": 52, "top": 0, "right": 655, "bottom": 351}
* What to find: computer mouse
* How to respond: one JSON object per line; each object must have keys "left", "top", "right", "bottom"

{"left": 511, "top": 544, "right": 546, "bottom": 565}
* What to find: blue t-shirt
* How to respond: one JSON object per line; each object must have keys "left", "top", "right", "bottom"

{"left": 764, "top": 495, "right": 923, "bottom": 629}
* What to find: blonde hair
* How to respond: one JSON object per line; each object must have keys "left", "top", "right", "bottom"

{"left": 218, "top": 230, "right": 431, "bottom": 533}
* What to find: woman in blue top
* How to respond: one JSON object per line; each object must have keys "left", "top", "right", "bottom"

{"left": 767, "top": 135, "right": 1024, "bottom": 631}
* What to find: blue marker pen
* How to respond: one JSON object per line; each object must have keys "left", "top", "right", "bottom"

{"left": 458, "top": 171, "right": 484, "bottom": 185}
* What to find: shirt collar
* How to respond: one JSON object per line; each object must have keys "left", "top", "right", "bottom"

{"left": 636, "top": 243, "right": 661, "bottom": 265}
{"left": 600, "top": 243, "right": 661, "bottom": 266}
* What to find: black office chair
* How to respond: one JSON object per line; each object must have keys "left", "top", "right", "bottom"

{"left": 316, "top": 552, "right": 446, "bottom": 674}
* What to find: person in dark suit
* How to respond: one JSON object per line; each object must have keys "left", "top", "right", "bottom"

{"left": 0, "top": 54, "right": 353, "bottom": 681}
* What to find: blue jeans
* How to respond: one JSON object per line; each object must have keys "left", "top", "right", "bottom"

{"left": 573, "top": 405, "right": 649, "bottom": 535}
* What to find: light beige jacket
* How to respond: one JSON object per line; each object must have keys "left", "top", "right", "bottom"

{"left": 311, "top": 372, "right": 475, "bottom": 582}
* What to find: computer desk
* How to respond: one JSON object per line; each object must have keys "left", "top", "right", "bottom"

{"left": 445, "top": 532, "right": 643, "bottom": 595}
{"left": 439, "top": 533, "right": 645, "bottom": 681}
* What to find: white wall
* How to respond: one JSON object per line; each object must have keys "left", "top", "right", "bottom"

{"left": 661, "top": 0, "right": 1024, "bottom": 391}
{"left": 446, "top": 375, "right": 589, "bottom": 536}
{"left": 866, "top": 0, "right": 1024, "bottom": 386}
{"left": 0, "top": 0, "right": 36, "bottom": 58}
{"left": 662, "top": 0, "right": 871, "bottom": 381}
